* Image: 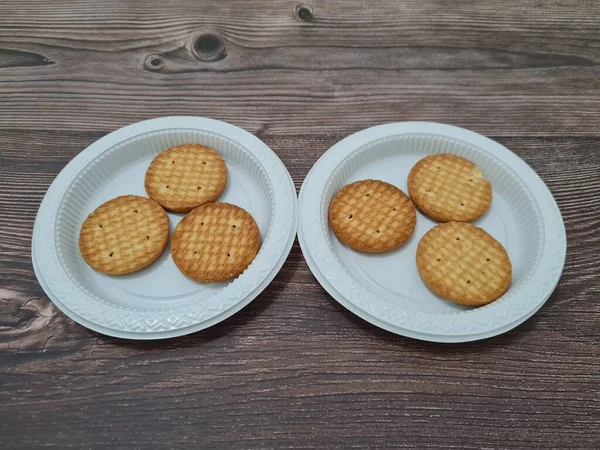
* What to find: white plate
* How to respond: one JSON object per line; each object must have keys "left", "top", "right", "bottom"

{"left": 32, "top": 117, "right": 298, "bottom": 339}
{"left": 298, "top": 122, "right": 566, "bottom": 342}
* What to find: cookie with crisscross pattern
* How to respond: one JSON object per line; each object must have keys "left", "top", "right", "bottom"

{"left": 79, "top": 195, "right": 169, "bottom": 275}
{"left": 171, "top": 203, "right": 260, "bottom": 282}
{"left": 145, "top": 144, "right": 228, "bottom": 213}
{"left": 417, "top": 222, "right": 512, "bottom": 306}
{"left": 408, "top": 154, "right": 492, "bottom": 222}
{"left": 328, "top": 180, "right": 416, "bottom": 253}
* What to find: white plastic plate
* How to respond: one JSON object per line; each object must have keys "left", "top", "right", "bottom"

{"left": 298, "top": 122, "right": 566, "bottom": 342}
{"left": 32, "top": 117, "right": 298, "bottom": 339}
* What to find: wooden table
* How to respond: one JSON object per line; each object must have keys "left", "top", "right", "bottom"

{"left": 1, "top": 1, "right": 599, "bottom": 448}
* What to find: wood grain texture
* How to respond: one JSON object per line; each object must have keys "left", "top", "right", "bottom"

{"left": 1, "top": 1, "right": 600, "bottom": 448}
{"left": 0, "top": 0, "right": 600, "bottom": 136}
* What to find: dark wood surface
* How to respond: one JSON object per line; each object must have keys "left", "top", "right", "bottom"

{"left": 1, "top": 1, "right": 599, "bottom": 448}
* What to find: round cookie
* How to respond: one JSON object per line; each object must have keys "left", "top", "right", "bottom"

{"left": 408, "top": 154, "right": 492, "bottom": 222}
{"left": 145, "top": 144, "right": 228, "bottom": 212}
{"left": 79, "top": 195, "right": 169, "bottom": 275}
{"left": 416, "top": 222, "right": 512, "bottom": 306}
{"left": 171, "top": 203, "right": 260, "bottom": 282}
{"left": 328, "top": 180, "right": 416, "bottom": 253}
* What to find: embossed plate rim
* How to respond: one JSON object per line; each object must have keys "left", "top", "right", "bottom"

{"left": 32, "top": 117, "right": 298, "bottom": 339}
{"left": 298, "top": 122, "right": 566, "bottom": 342}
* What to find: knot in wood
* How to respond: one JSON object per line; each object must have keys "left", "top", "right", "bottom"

{"left": 144, "top": 54, "right": 164, "bottom": 71}
{"left": 192, "top": 33, "right": 227, "bottom": 62}
{"left": 296, "top": 5, "right": 313, "bottom": 22}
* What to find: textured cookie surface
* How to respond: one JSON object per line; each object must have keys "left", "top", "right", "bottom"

{"left": 171, "top": 203, "right": 261, "bottom": 282}
{"left": 145, "top": 144, "right": 228, "bottom": 212}
{"left": 79, "top": 195, "right": 169, "bottom": 275}
{"left": 416, "top": 222, "right": 512, "bottom": 306}
{"left": 408, "top": 154, "right": 492, "bottom": 222}
{"left": 328, "top": 180, "right": 416, "bottom": 253}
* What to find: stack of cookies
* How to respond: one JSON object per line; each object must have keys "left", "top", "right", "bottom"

{"left": 79, "top": 144, "right": 261, "bottom": 283}
{"left": 329, "top": 154, "right": 512, "bottom": 307}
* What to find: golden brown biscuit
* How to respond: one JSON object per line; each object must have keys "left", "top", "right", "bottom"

{"left": 328, "top": 180, "right": 416, "bottom": 253}
{"left": 171, "top": 203, "right": 260, "bottom": 282}
{"left": 416, "top": 222, "right": 512, "bottom": 306}
{"left": 79, "top": 195, "right": 169, "bottom": 275}
{"left": 145, "top": 144, "right": 228, "bottom": 212}
{"left": 408, "top": 154, "right": 492, "bottom": 222}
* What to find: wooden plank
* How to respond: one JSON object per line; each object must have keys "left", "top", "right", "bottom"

{"left": 0, "top": 0, "right": 599, "bottom": 135}
{"left": 0, "top": 131, "right": 599, "bottom": 448}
